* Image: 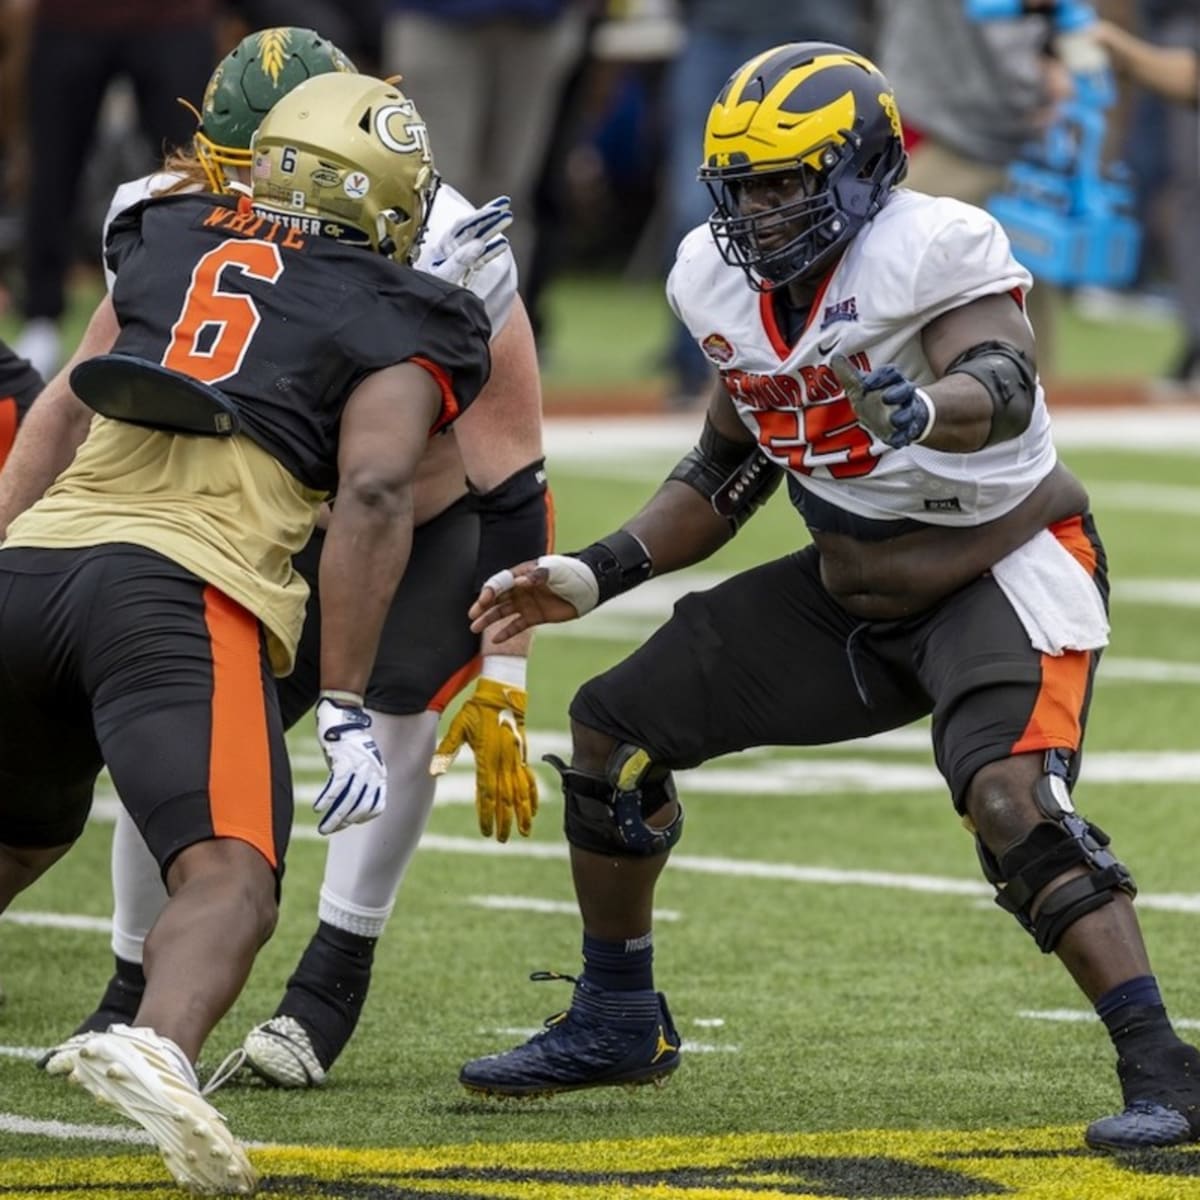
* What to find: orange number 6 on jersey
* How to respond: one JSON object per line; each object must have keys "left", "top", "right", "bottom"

{"left": 163, "top": 240, "right": 285, "bottom": 384}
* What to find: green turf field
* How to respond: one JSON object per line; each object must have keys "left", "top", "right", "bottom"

{"left": 4, "top": 419, "right": 1200, "bottom": 1198}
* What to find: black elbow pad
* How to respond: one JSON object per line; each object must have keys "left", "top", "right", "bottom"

{"left": 667, "top": 417, "right": 782, "bottom": 531}
{"left": 945, "top": 340, "right": 1037, "bottom": 446}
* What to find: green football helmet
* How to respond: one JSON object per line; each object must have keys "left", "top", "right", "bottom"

{"left": 192, "top": 27, "right": 357, "bottom": 193}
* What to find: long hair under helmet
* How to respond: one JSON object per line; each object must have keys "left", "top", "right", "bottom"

{"left": 700, "top": 43, "right": 908, "bottom": 291}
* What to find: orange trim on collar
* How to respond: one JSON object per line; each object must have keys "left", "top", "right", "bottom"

{"left": 757, "top": 264, "right": 840, "bottom": 361}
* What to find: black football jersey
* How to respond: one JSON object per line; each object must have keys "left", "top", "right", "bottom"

{"left": 0, "top": 338, "right": 44, "bottom": 418}
{"left": 105, "top": 192, "right": 492, "bottom": 492}
{"left": 0, "top": 338, "right": 43, "bottom": 468}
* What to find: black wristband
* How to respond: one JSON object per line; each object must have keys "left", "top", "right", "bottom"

{"left": 572, "top": 530, "right": 652, "bottom": 605}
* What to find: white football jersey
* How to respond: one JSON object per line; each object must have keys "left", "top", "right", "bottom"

{"left": 102, "top": 175, "right": 518, "bottom": 334}
{"left": 667, "top": 189, "right": 1055, "bottom": 528}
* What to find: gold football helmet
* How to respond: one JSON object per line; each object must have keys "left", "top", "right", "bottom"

{"left": 251, "top": 73, "right": 438, "bottom": 265}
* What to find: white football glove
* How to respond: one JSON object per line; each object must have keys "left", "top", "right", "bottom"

{"left": 425, "top": 195, "right": 513, "bottom": 289}
{"left": 312, "top": 695, "right": 387, "bottom": 836}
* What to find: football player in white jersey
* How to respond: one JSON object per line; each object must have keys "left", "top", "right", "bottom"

{"left": 6, "top": 28, "right": 548, "bottom": 1089}
{"left": 458, "top": 43, "right": 1200, "bottom": 1152}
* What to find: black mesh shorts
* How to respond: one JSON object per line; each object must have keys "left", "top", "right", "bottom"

{"left": 0, "top": 544, "right": 291, "bottom": 875}
{"left": 571, "top": 515, "right": 1107, "bottom": 810}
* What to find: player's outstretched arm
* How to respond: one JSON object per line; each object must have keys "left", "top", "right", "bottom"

{"left": 311, "top": 361, "right": 442, "bottom": 836}
{"left": 470, "top": 381, "right": 781, "bottom": 645}
{"left": 320, "top": 360, "right": 440, "bottom": 697}
{"left": 0, "top": 295, "right": 119, "bottom": 537}
{"left": 429, "top": 296, "right": 546, "bottom": 841}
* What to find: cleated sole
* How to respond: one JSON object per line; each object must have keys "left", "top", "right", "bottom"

{"left": 70, "top": 1032, "right": 257, "bottom": 1195}
{"left": 460, "top": 1057, "right": 679, "bottom": 1100}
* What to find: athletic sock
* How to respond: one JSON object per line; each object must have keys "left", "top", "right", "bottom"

{"left": 1097, "top": 974, "right": 1200, "bottom": 1120}
{"left": 275, "top": 921, "right": 377, "bottom": 1069}
{"left": 1097, "top": 975, "right": 1175, "bottom": 1053}
{"left": 581, "top": 932, "right": 654, "bottom": 993}
{"left": 73, "top": 956, "right": 146, "bottom": 1035}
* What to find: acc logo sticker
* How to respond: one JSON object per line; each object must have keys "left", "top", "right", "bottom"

{"left": 7, "top": 1126, "right": 1200, "bottom": 1199}
{"left": 702, "top": 333, "right": 735, "bottom": 364}
{"left": 310, "top": 166, "right": 342, "bottom": 189}
{"left": 343, "top": 171, "right": 370, "bottom": 199}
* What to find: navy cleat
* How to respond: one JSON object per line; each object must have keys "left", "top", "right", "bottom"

{"left": 460, "top": 972, "right": 681, "bottom": 1098}
{"left": 1085, "top": 1041, "right": 1200, "bottom": 1151}
{"left": 1086, "top": 1100, "right": 1191, "bottom": 1150}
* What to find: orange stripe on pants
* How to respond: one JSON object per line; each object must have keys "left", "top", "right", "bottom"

{"left": 1011, "top": 515, "right": 1099, "bottom": 757}
{"left": 203, "top": 586, "right": 277, "bottom": 867}
{"left": 428, "top": 656, "right": 481, "bottom": 713}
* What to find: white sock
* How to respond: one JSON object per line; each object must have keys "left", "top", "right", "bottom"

{"left": 109, "top": 807, "right": 167, "bottom": 965}
{"left": 318, "top": 710, "right": 439, "bottom": 939}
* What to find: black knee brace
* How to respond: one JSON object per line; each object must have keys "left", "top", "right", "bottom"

{"left": 547, "top": 743, "right": 684, "bottom": 857}
{"left": 976, "top": 750, "right": 1136, "bottom": 953}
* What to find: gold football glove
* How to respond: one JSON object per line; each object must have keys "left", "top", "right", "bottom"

{"left": 430, "top": 677, "right": 538, "bottom": 842}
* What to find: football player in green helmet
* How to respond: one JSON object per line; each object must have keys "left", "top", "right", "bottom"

{"left": 184, "top": 26, "right": 357, "bottom": 194}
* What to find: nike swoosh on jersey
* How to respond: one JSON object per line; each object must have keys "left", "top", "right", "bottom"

{"left": 817, "top": 336, "right": 840, "bottom": 355}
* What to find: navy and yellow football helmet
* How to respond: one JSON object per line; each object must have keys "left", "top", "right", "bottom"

{"left": 700, "top": 43, "right": 908, "bottom": 291}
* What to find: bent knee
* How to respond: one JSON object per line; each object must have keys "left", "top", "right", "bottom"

{"left": 568, "top": 715, "right": 618, "bottom": 774}
{"left": 965, "top": 755, "right": 1044, "bottom": 851}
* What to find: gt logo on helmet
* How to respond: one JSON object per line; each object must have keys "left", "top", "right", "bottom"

{"left": 374, "top": 102, "right": 432, "bottom": 162}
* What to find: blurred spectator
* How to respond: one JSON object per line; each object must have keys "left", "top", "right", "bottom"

{"left": 230, "top": 0, "right": 383, "bottom": 71}
{"left": 1092, "top": 5, "right": 1199, "bottom": 385}
{"left": 14, "top": 1, "right": 216, "bottom": 378}
{"left": 662, "top": 1, "right": 870, "bottom": 408}
{"left": 0, "top": 1, "right": 35, "bottom": 277}
{"left": 876, "top": 0, "right": 1065, "bottom": 375}
{"left": 382, "top": 0, "right": 591, "bottom": 288}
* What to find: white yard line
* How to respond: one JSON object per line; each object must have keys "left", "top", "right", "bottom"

{"left": 0, "top": 1112, "right": 155, "bottom": 1145}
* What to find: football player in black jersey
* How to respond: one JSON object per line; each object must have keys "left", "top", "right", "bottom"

{"left": 13, "top": 28, "right": 549, "bottom": 1094}
{"left": 0, "top": 72, "right": 490, "bottom": 1191}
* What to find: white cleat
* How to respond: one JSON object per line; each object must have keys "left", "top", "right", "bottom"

{"left": 69, "top": 1024, "right": 257, "bottom": 1195}
{"left": 39, "top": 1032, "right": 94, "bottom": 1075}
{"left": 242, "top": 1016, "right": 326, "bottom": 1089}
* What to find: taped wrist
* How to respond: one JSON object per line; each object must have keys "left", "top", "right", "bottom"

{"left": 944, "top": 340, "right": 1037, "bottom": 447}
{"left": 572, "top": 530, "right": 652, "bottom": 606}
{"left": 667, "top": 416, "right": 781, "bottom": 531}
{"left": 470, "top": 457, "right": 551, "bottom": 591}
